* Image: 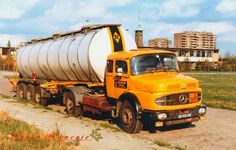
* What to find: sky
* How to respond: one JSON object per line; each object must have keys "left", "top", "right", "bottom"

{"left": 0, "top": 0, "right": 236, "bottom": 56}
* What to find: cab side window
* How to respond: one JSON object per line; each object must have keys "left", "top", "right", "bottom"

{"left": 107, "top": 60, "right": 113, "bottom": 73}
{"left": 116, "top": 60, "right": 128, "bottom": 73}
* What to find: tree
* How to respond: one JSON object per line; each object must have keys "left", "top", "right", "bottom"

{"left": 5, "top": 53, "right": 14, "bottom": 70}
{"left": 183, "top": 57, "right": 192, "bottom": 72}
{"left": 0, "top": 56, "right": 4, "bottom": 70}
{"left": 7, "top": 40, "right": 11, "bottom": 48}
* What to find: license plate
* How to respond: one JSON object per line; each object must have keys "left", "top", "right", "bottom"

{"left": 178, "top": 113, "right": 192, "bottom": 119}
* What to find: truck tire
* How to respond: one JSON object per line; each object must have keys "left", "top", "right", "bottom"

{"left": 119, "top": 101, "right": 143, "bottom": 133}
{"left": 17, "top": 83, "right": 26, "bottom": 99}
{"left": 33, "top": 86, "right": 47, "bottom": 106}
{"left": 64, "top": 91, "right": 83, "bottom": 117}
{"left": 34, "top": 86, "right": 41, "bottom": 104}
{"left": 26, "top": 84, "right": 35, "bottom": 101}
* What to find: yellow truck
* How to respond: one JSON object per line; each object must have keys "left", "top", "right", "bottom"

{"left": 12, "top": 24, "right": 206, "bottom": 133}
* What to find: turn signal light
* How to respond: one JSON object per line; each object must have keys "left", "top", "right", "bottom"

{"left": 189, "top": 93, "right": 198, "bottom": 103}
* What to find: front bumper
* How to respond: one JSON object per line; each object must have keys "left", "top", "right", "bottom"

{"left": 142, "top": 104, "right": 206, "bottom": 126}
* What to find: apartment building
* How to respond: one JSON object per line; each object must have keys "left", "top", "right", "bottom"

{"left": 172, "top": 31, "right": 219, "bottom": 63}
{"left": 148, "top": 38, "right": 171, "bottom": 48}
{"left": 174, "top": 31, "right": 216, "bottom": 49}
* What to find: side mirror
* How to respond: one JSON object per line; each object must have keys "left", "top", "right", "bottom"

{"left": 116, "top": 68, "right": 123, "bottom": 77}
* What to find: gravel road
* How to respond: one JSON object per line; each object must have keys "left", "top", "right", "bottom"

{"left": 0, "top": 71, "right": 236, "bottom": 150}
{"left": 0, "top": 97, "right": 166, "bottom": 150}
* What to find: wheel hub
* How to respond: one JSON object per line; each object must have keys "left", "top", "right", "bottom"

{"left": 19, "top": 90, "right": 23, "bottom": 98}
{"left": 66, "top": 98, "right": 74, "bottom": 113}
{"left": 122, "top": 108, "right": 133, "bottom": 126}
{"left": 35, "top": 93, "right": 40, "bottom": 103}
{"left": 26, "top": 91, "right": 31, "bottom": 100}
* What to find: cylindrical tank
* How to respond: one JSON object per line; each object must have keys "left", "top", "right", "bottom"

{"left": 16, "top": 25, "right": 137, "bottom": 82}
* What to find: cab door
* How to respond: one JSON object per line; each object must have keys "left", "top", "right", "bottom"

{"left": 105, "top": 59, "right": 129, "bottom": 99}
{"left": 105, "top": 60, "right": 116, "bottom": 98}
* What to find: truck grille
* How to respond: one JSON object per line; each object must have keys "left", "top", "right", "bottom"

{"left": 156, "top": 93, "right": 201, "bottom": 106}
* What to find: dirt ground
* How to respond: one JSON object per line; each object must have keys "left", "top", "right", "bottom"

{"left": 137, "top": 107, "right": 236, "bottom": 150}
{"left": 0, "top": 71, "right": 236, "bottom": 150}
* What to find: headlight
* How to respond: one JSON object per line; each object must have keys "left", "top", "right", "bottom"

{"left": 199, "top": 107, "right": 206, "bottom": 115}
{"left": 157, "top": 113, "right": 168, "bottom": 120}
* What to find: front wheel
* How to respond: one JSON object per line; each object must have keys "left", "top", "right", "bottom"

{"left": 119, "top": 101, "right": 143, "bottom": 133}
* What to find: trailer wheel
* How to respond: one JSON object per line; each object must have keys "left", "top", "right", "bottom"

{"left": 34, "top": 86, "right": 48, "bottom": 106}
{"left": 34, "top": 86, "right": 41, "bottom": 104}
{"left": 17, "top": 83, "right": 26, "bottom": 99}
{"left": 26, "top": 84, "right": 35, "bottom": 101}
{"left": 64, "top": 92, "right": 82, "bottom": 117}
{"left": 119, "top": 101, "right": 143, "bottom": 133}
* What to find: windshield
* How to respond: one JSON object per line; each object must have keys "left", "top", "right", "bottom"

{"left": 131, "top": 54, "right": 179, "bottom": 75}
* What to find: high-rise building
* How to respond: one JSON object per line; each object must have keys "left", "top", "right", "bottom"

{"left": 174, "top": 31, "right": 216, "bottom": 49}
{"left": 148, "top": 38, "right": 171, "bottom": 48}
{"left": 135, "top": 13, "right": 143, "bottom": 47}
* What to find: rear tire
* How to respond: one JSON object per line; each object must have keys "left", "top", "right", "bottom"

{"left": 119, "top": 101, "right": 143, "bottom": 133}
{"left": 16, "top": 83, "right": 26, "bottom": 99}
{"left": 34, "top": 86, "right": 41, "bottom": 104}
{"left": 64, "top": 91, "right": 83, "bottom": 117}
{"left": 26, "top": 84, "right": 35, "bottom": 101}
{"left": 34, "top": 86, "right": 48, "bottom": 106}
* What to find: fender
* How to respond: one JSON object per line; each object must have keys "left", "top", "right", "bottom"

{"left": 62, "top": 86, "right": 89, "bottom": 106}
{"left": 119, "top": 92, "right": 142, "bottom": 119}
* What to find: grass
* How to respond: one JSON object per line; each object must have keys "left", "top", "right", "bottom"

{"left": 153, "top": 140, "right": 187, "bottom": 150}
{"left": 100, "top": 123, "right": 121, "bottom": 132}
{"left": 0, "top": 111, "right": 75, "bottom": 150}
{"left": 188, "top": 74, "right": 236, "bottom": 111}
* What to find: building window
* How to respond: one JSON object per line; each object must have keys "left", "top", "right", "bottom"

{"left": 202, "top": 51, "right": 205, "bottom": 57}
{"left": 208, "top": 52, "right": 212, "bottom": 57}
{"left": 179, "top": 51, "right": 182, "bottom": 56}
{"left": 190, "top": 51, "right": 194, "bottom": 57}
{"left": 2, "top": 48, "right": 9, "bottom": 55}
{"left": 197, "top": 51, "right": 201, "bottom": 57}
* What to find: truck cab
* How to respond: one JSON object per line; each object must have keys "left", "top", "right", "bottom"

{"left": 105, "top": 48, "right": 206, "bottom": 133}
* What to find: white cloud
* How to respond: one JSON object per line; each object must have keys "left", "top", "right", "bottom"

{"left": 0, "top": 0, "right": 39, "bottom": 19}
{"left": 159, "top": 0, "right": 201, "bottom": 17}
{"left": 216, "top": 0, "right": 236, "bottom": 13}
{"left": 145, "top": 21, "right": 236, "bottom": 45}
{"left": 17, "top": 0, "right": 135, "bottom": 33}
{"left": 144, "top": 0, "right": 202, "bottom": 19}
{"left": 44, "top": 0, "right": 135, "bottom": 23}
{"left": 0, "top": 34, "right": 26, "bottom": 47}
